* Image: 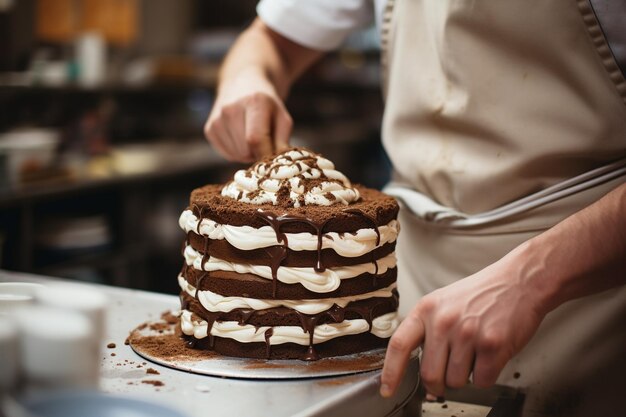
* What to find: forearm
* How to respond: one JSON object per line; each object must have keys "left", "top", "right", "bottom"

{"left": 218, "top": 18, "right": 323, "bottom": 99}
{"left": 516, "top": 182, "right": 626, "bottom": 314}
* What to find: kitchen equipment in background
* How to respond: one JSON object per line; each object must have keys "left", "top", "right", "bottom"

{"left": 76, "top": 32, "right": 106, "bottom": 87}
{"left": 15, "top": 306, "right": 98, "bottom": 393}
{"left": 35, "top": 283, "right": 107, "bottom": 348}
{"left": 0, "top": 128, "right": 60, "bottom": 189}
{"left": 36, "top": 214, "right": 112, "bottom": 256}
{"left": 0, "top": 282, "right": 44, "bottom": 314}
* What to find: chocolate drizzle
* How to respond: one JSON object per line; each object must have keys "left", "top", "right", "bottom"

{"left": 264, "top": 328, "right": 273, "bottom": 358}
{"left": 255, "top": 209, "right": 331, "bottom": 298}
{"left": 194, "top": 273, "right": 217, "bottom": 348}
{"left": 343, "top": 208, "right": 381, "bottom": 289}
{"left": 342, "top": 208, "right": 381, "bottom": 246}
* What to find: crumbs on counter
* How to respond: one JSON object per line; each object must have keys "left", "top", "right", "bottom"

{"left": 107, "top": 343, "right": 116, "bottom": 349}
{"left": 142, "top": 380, "right": 164, "bottom": 387}
{"left": 146, "top": 368, "right": 160, "bottom": 375}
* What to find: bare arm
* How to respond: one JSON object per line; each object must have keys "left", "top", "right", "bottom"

{"left": 205, "top": 18, "right": 324, "bottom": 161}
{"left": 380, "top": 182, "right": 626, "bottom": 398}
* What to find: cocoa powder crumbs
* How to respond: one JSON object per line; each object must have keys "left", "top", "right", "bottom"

{"left": 142, "top": 380, "right": 164, "bottom": 387}
{"left": 107, "top": 343, "right": 116, "bottom": 349}
{"left": 161, "top": 311, "right": 179, "bottom": 325}
{"left": 146, "top": 368, "right": 160, "bottom": 375}
{"left": 127, "top": 319, "right": 217, "bottom": 362}
{"left": 110, "top": 353, "right": 116, "bottom": 357}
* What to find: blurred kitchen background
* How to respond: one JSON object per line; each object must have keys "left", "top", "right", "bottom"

{"left": 0, "top": 0, "right": 389, "bottom": 293}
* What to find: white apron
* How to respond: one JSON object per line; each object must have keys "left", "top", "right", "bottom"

{"left": 380, "top": 1, "right": 626, "bottom": 416}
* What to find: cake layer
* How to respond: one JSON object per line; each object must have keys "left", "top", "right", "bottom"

{"left": 180, "top": 308, "right": 397, "bottom": 347}
{"left": 179, "top": 208, "right": 399, "bottom": 256}
{"left": 183, "top": 245, "right": 396, "bottom": 294}
{"left": 187, "top": 231, "right": 396, "bottom": 268}
{"left": 181, "top": 290, "right": 398, "bottom": 328}
{"left": 179, "top": 274, "right": 398, "bottom": 315}
{"left": 183, "top": 329, "right": 390, "bottom": 360}
{"left": 181, "top": 264, "right": 397, "bottom": 299}
{"left": 189, "top": 185, "right": 399, "bottom": 233}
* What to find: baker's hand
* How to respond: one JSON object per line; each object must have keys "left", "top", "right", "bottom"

{"left": 380, "top": 251, "right": 547, "bottom": 398}
{"left": 204, "top": 68, "right": 292, "bottom": 162}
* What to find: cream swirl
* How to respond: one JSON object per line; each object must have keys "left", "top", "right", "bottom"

{"left": 221, "top": 148, "right": 360, "bottom": 207}
{"left": 179, "top": 209, "right": 399, "bottom": 256}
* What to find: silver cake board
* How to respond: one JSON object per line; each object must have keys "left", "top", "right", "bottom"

{"left": 128, "top": 317, "right": 404, "bottom": 380}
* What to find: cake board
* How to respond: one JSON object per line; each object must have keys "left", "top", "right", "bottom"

{"left": 128, "top": 315, "right": 418, "bottom": 380}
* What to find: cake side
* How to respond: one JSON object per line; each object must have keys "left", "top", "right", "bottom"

{"left": 177, "top": 148, "right": 400, "bottom": 360}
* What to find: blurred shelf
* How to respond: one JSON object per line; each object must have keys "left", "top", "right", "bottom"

{"left": 0, "top": 147, "right": 237, "bottom": 207}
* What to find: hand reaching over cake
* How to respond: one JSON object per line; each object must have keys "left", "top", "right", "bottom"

{"left": 177, "top": 148, "right": 400, "bottom": 360}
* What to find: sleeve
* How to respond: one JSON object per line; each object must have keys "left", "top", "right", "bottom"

{"left": 257, "top": 0, "right": 374, "bottom": 51}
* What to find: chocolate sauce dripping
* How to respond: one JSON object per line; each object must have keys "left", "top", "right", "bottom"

{"left": 264, "top": 328, "right": 274, "bottom": 359}
{"left": 194, "top": 273, "right": 219, "bottom": 347}
{"left": 237, "top": 309, "right": 255, "bottom": 326}
{"left": 342, "top": 208, "right": 381, "bottom": 246}
{"left": 200, "top": 236, "right": 211, "bottom": 272}
{"left": 264, "top": 246, "right": 287, "bottom": 298}
{"left": 191, "top": 204, "right": 208, "bottom": 235}
{"left": 295, "top": 311, "right": 322, "bottom": 361}
{"left": 256, "top": 209, "right": 331, "bottom": 274}
{"left": 344, "top": 208, "right": 382, "bottom": 289}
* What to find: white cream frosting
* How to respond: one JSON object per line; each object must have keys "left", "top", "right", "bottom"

{"left": 183, "top": 245, "right": 396, "bottom": 293}
{"left": 178, "top": 274, "right": 397, "bottom": 315}
{"left": 180, "top": 309, "right": 398, "bottom": 345}
{"left": 179, "top": 209, "right": 399, "bottom": 256}
{"left": 220, "top": 148, "right": 360, "bottom": 206}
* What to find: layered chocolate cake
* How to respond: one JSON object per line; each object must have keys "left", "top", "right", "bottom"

{"left": 177, "top": 148, "right": 400, "bottom": 360}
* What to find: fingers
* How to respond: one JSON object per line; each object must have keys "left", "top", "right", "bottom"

{"left": 380, "top": 312, "right": 425, "bottom": 398}
{"left": 273, "top": 105, "right": 293, "bottom": 153}
{"left": 445, "top": 343, "right": 474, "bottom": 389}
{"left": 205, "top": 117, "right": 240, "bottom": 162}
{"left": 420, "top": 328, "right": 449, "bottom": 397}
{"left": 472, "top": 330, "right": 511, "bottom": 387}
{"left": 205, "top": 90, "right": 293, "bottom": 162}
{"left": 244, "top": 94, "right": 274, "bottom": 160}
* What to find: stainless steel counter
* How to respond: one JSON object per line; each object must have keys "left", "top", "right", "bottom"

{"left": 1, "top": 270, "right": 420, "bottom": 417}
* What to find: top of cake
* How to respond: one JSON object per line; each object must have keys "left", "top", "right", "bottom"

{"left": 221, "top": 147, "right": 361, "bottom": 208}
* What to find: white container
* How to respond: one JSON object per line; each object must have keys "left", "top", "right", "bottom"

{"left": 15, "top": 307, "right": 98, "bottom": 391}
{"left": 0, "top": 129, "right": 59, "bottom": 189}
{"left": 0, "top": 282, "right": 45, "bottom": 315}
{"left": 35, "top": 283, "right": 107, "bottom": 346}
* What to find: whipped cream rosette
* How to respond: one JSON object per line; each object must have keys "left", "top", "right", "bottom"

{"left": 177, "top": 147, "right": 400, "bottom": 360}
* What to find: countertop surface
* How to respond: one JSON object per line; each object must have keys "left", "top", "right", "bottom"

{"left": 2, "top": 270, "right": 422, "bottom": 417}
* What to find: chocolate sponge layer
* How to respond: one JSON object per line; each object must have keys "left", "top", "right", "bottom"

{"left": 184, "top": 330, "right": 390, "bottom": 360}
{"left": 189, "top": 185, "right": 399, "bottom": 233}
{"left": 187, "top": 232, "right": 396, "bottom": 268}
{"left": 182, "top": 265, "right": 397, "bottom": 300}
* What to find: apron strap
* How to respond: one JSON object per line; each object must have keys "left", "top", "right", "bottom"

{"left": 384, "top": 158, "right": 626, "bottom": 228}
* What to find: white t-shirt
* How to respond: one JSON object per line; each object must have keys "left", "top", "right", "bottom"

{"left": 257, "top": 0, "right": 386, "bottom": 51}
